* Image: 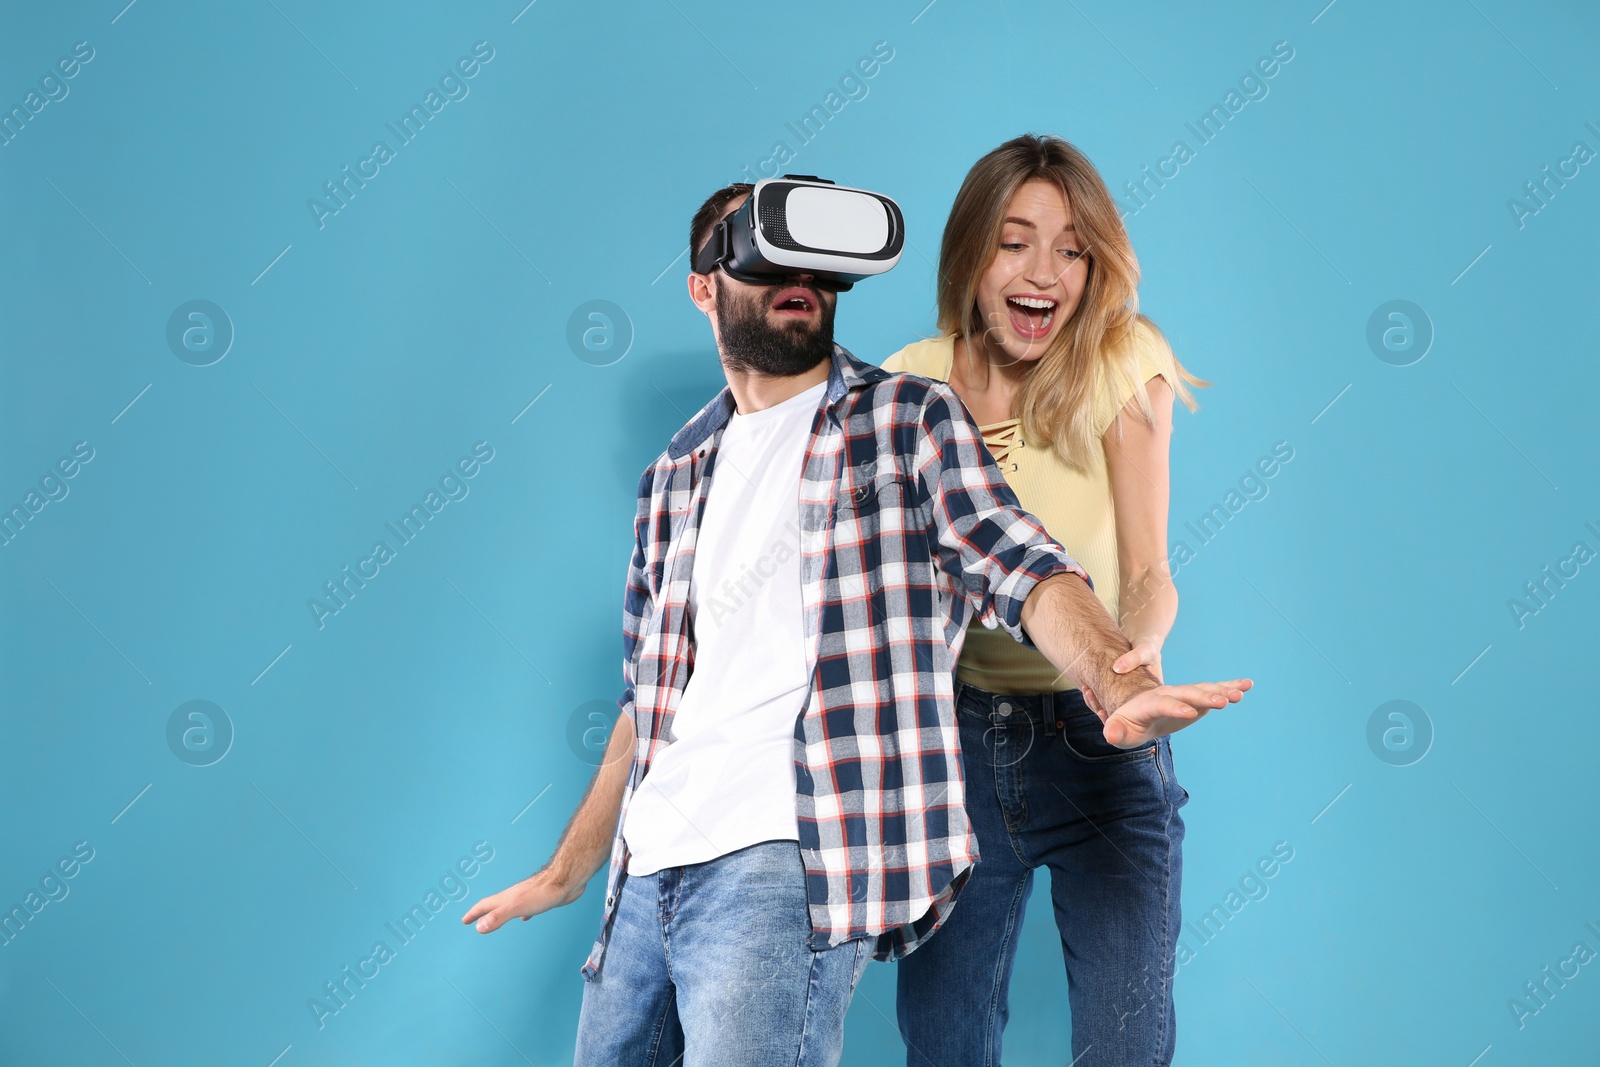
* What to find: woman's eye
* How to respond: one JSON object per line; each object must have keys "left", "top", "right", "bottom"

{"left": 1060, "top": 248, "right": 1083, "bottom": 260}
{"left": 1001, "top": 242, "right": 1026, "bottom": 251}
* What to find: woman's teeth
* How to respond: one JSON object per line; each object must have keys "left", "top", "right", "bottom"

{"left": 1007, "top": 296, "right": 1056, "bottom": 330}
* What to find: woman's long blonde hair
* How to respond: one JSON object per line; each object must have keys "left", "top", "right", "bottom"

{"left": 938, "top": 133, "right": 1208, "bottom": 470}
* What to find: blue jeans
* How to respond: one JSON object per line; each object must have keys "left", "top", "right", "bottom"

{"left": 574, "top": 840, "right": 872, "bottom": 1067}
{"left": 896, "top": 679, "right": 1189, "bottom": 1066}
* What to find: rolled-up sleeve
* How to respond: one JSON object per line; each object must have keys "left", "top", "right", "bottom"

{"left": 912, "top": 383, "right": 1091, "bottom": 650}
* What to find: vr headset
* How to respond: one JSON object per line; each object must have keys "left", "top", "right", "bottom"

{"left": 692, "top": 176, "right": 904, "bottom": 292}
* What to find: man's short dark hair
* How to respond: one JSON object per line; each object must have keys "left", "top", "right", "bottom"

{"left": 689, "top": 183, "right": 753, "bottom": 268}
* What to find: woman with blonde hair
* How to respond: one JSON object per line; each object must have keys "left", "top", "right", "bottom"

{"left": 883, "top": 133, "right": 1209, "bottom": 1066}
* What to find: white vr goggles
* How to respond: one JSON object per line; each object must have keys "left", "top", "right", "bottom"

{"left": 693, "top": 176, "right": 905, "bottom": 292}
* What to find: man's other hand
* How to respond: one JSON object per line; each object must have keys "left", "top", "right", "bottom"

{"left": 1081, "top": 678, "right": 1253, "bottom": 749}
{"left": 461, "top": 871, "right": 584, "bottom": 933}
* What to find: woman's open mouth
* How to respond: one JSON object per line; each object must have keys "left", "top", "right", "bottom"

{"left": 1005, "top": 294, "right": 1057, "bottom": 340}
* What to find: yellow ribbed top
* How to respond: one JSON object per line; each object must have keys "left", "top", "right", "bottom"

{"left": 882, "top": 324, "right": 1171, "bottom": 694}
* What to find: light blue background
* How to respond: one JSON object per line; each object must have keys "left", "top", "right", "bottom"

{"left": 2, "top": 1, "right": 1597, "bottom": 1064}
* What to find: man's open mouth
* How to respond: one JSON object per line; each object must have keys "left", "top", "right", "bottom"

{"left": 1005, "top": 293, "right": 1057, "bottom": 339}
{"left": 771, "top": 286, "right": 819, "bottom": 315}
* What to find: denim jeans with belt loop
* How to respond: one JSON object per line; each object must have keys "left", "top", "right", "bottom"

{"left": 896, "top": 677, "right": 1190, "bottom": 1066}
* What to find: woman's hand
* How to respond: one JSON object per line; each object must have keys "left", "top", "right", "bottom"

{"left": 1111, "top": 634, "right": 1164, "bottom": 683}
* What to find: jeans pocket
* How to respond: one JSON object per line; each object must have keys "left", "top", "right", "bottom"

{"left": 1057, "top": 706, "right": 1158, "bottom": 763}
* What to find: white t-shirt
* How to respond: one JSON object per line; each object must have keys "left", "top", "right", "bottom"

{"left": 622, "top": 379, "right": 825, "bottom": 876}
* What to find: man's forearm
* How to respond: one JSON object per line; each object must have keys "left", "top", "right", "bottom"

{"left": 540, "top": 712, "right": 635, "bottom": 894}
{"left": 1020, "top": 573, "right": 1160, "bottom": 710}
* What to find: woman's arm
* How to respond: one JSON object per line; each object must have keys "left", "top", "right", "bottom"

{"left": 1105, "top": 375, "right": 1178, "bottom": 682}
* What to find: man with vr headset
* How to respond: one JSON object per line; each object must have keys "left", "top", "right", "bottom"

{"left": 463, "top": 177, "right": 1251, "bottom": 1065}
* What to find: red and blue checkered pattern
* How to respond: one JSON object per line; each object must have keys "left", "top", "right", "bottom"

{"left": 583, "top": 343, "right": 1090, "bottom": 980}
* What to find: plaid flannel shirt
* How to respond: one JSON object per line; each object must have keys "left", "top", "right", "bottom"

{"left": 582, "top": 342, "right": 1091, "bottom": 981}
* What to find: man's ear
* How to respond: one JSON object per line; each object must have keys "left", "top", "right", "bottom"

{"left": 688, "top": 270, "right": 716, "bottom": 316}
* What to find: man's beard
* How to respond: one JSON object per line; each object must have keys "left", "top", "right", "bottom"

{"left": 714, "top": 278, "right": 836, "bottom": 377}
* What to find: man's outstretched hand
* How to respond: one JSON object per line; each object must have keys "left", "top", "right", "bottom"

{"left": 1082, "top": 678, "right": 1253, "bottom": 749}
{"left": 461, "top": 871, "right": 582, "bottom": 933}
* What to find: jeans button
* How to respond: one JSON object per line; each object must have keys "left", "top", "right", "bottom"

{"left": 997, "top": 701, "right": 1014, "bottom": 718}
